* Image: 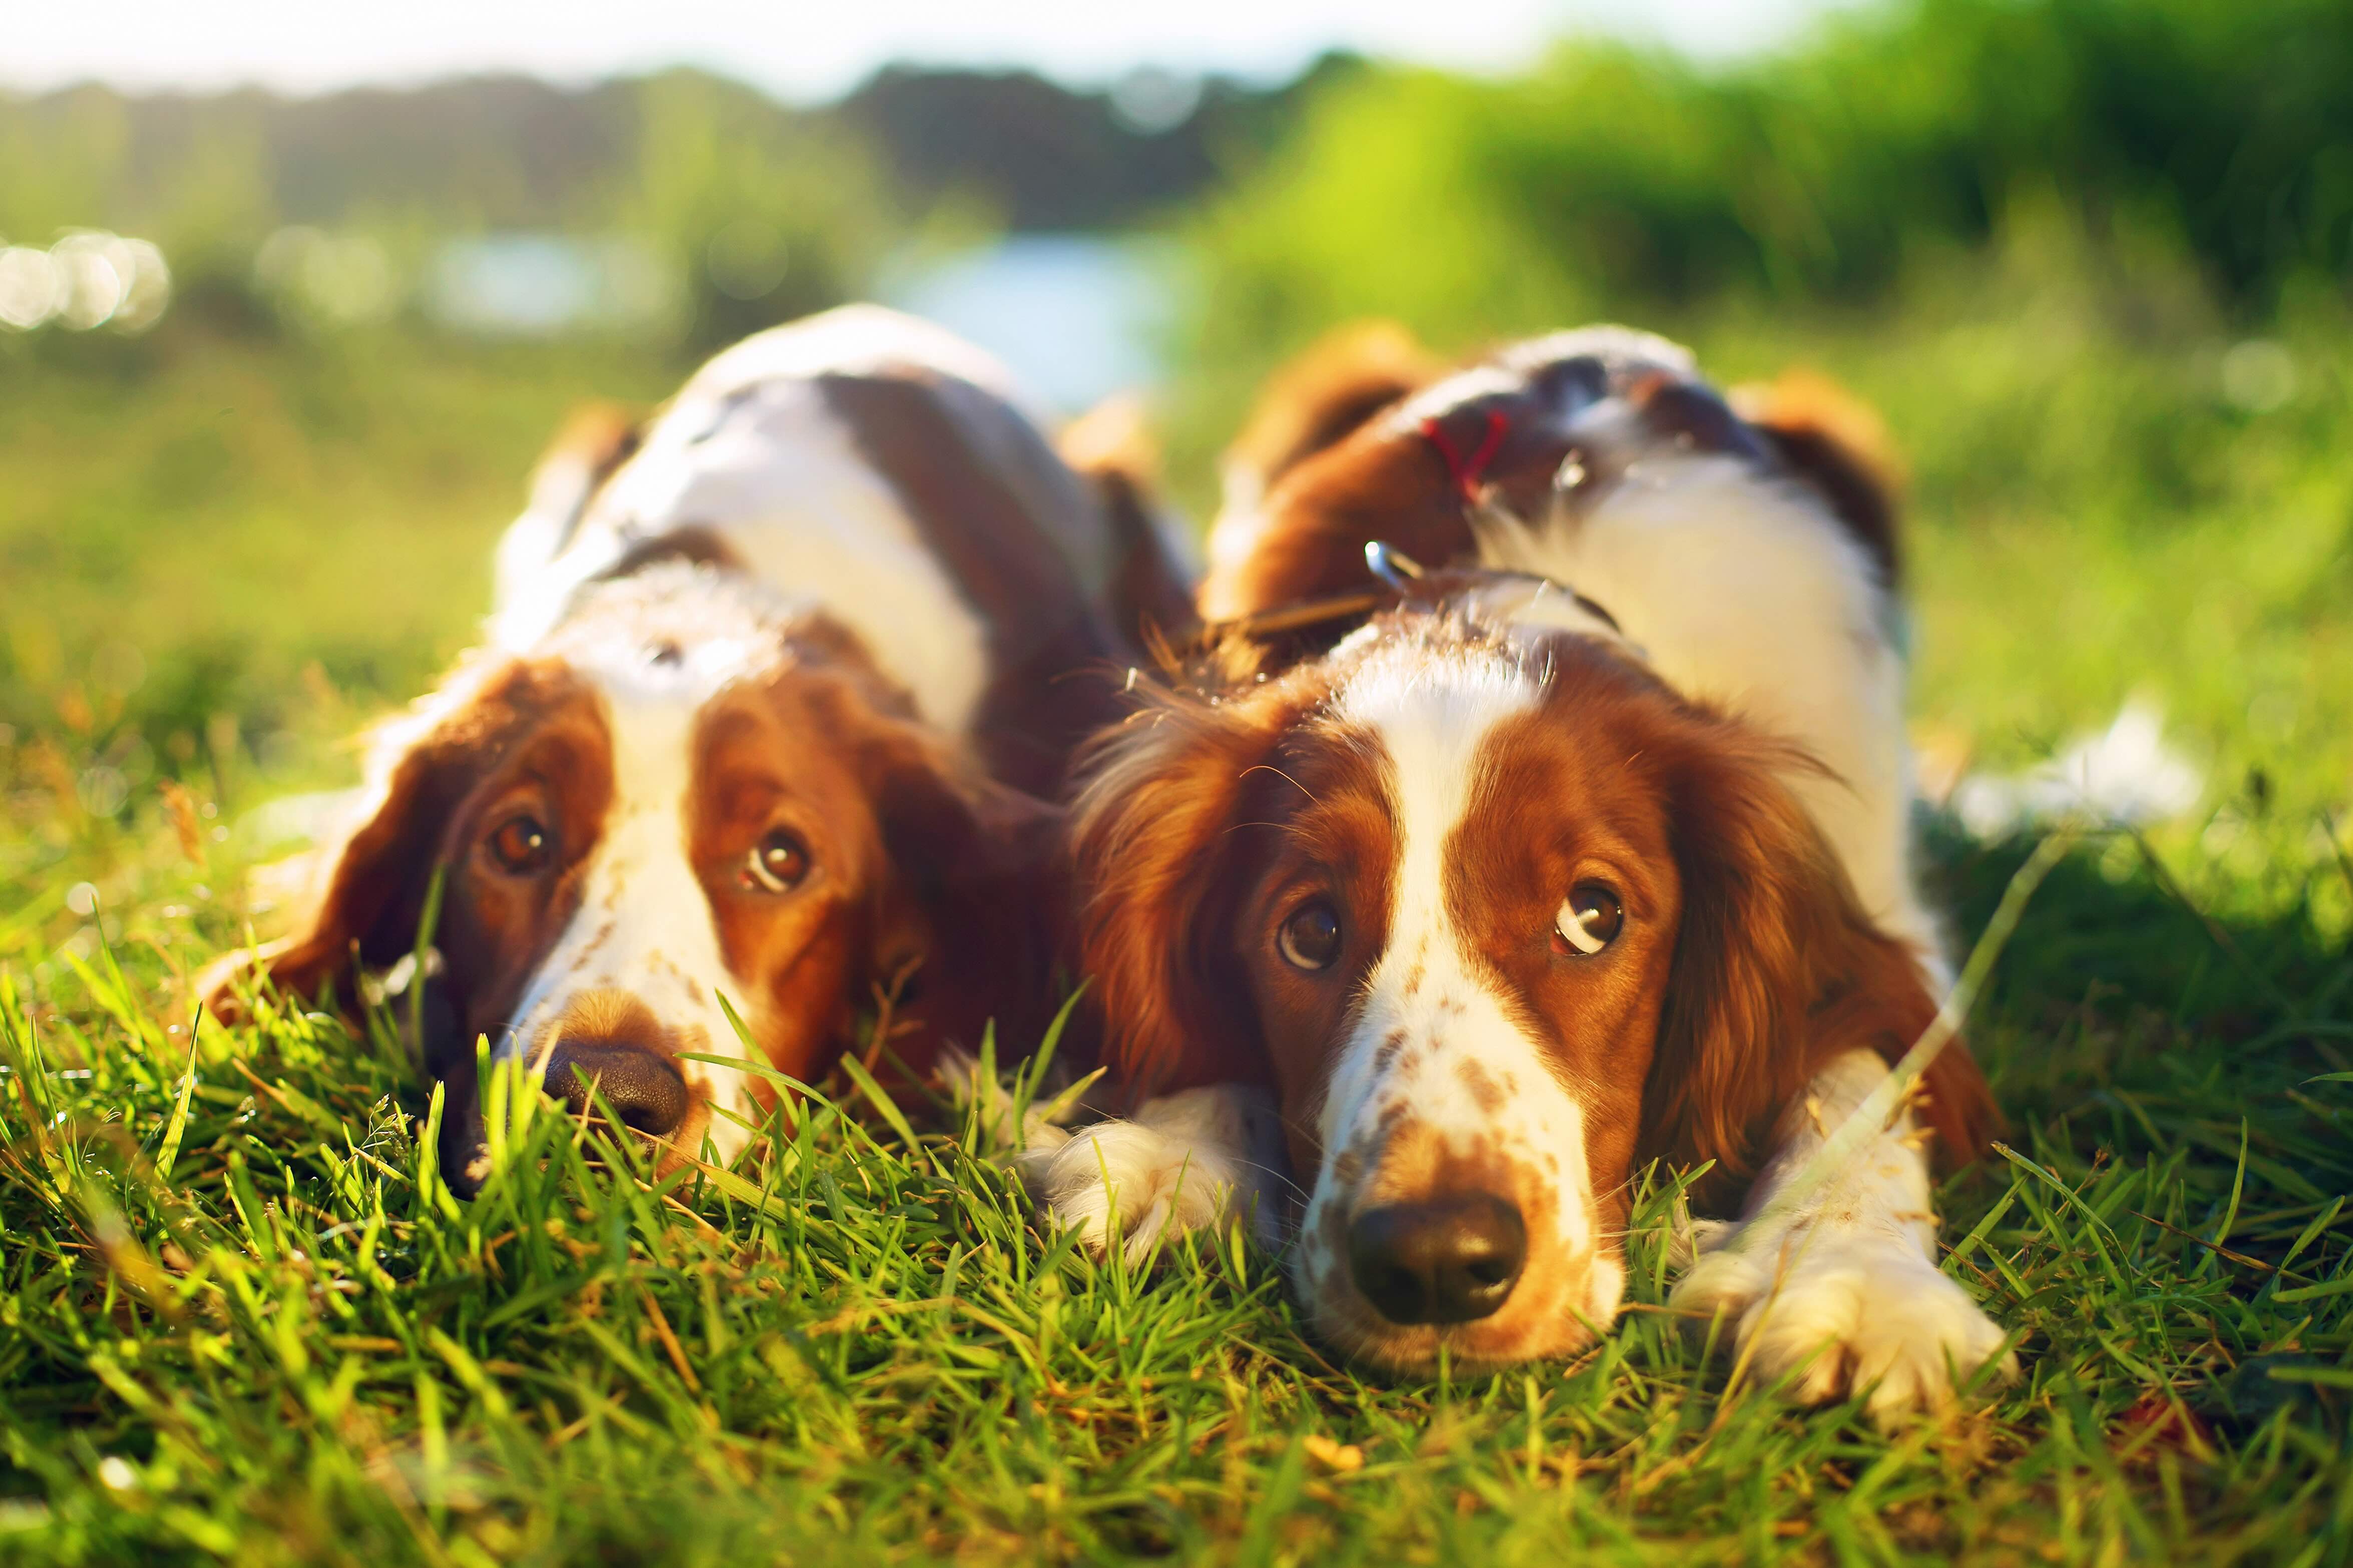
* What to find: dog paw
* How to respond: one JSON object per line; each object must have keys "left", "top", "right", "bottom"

{"left": 932, "top": 1044, "right": 1073, "bottom": 1153}
{"left": 1019, "top": 1085, "right": 1282, "bottom": 1266}
{"left": 1673, "top": 1233, "right": 2016, "bottom": 1425}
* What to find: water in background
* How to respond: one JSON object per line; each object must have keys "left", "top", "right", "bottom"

{"left": 881, "top": 233, "right": 1184, "bottom": 415}
{"left": 289, "top": 228, "right": 1183, "bottom": 416}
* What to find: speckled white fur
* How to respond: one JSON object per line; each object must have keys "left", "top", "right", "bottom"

{"left": 1671, "top": 1050, "right": 2016, "bottom": 1424}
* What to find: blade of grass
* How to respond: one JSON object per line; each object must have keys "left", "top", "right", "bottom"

{"left": 154, "top": 1010, "right": 202, "bottom": 1185}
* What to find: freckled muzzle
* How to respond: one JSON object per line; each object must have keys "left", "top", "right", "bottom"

{"left": 1347, "top": 1192, "right": 1528, "bottom": 1324}
{"left": 1301, "top": 1122, "right": 1619, "bottom": 1372}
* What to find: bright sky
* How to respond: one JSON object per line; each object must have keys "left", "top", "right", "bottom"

{"left": 3, "top": 0, "right": 1845, "bottom": 99}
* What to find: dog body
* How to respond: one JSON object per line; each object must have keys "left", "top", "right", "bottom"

{"left": 493, "top": 307, "right": 1182, "bottom": 796}
{"left": 210, "top": 305, "right": 1187, "bottom": 1189}
{"left": 1034, "top": 326, "right": 2012, "bottom": 1419}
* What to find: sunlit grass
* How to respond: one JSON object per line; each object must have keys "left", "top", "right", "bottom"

{"left": 5, "top": 790, "right": 2350, "bottom": 1563}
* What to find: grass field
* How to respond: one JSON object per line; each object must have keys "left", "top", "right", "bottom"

{"left": 4, "top": 245, "right": 2353, "bottom": 1564}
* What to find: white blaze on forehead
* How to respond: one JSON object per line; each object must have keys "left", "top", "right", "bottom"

{"left": 498, "top": 636, "right": 773, "bottom": 1164}
{"left": 1298, "top": 643, "right": 1618, "bottom": 1320}
{"left": 1317, "top": 641, "right": 1541, "bottom": 1165}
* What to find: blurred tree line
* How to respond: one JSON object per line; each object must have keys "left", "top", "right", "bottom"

{"left": 4, "top": 0, "right": 2349, "bottom": 796}
{"left": 7, "top": 0, "right": 2342, "bottom": 359}
{"left": 0, "top": 61, "right": 1332, "bottom": 354}
{"left": 3, "top": 0, "right": 2346, "bottom": 349}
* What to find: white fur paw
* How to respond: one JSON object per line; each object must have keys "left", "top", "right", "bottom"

{"left": 1673, "top": 1235, "right": 2017, "bottom": 1425}
{"left": 1020, "top": 1086, "right": 1283, "bottom": 1266}
{"left": 933, "top": 1044, "right": 1072, "bottom": 1152}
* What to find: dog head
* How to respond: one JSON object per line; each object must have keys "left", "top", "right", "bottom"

{"left": 205, "top": 565, "right": 1059, "bottom": 1189}
{"left": 1073, "top": 595, "right": 1989, "bottom": 1372}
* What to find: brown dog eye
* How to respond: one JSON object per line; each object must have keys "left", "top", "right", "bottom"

{"left": 489, "top": 814, "right": 555, "bottom": 875}
{"left": 1278, "top": 899, "right": 1343, "bottom": 971}
{"left": 1553, "top": 882, "right": 1623, "bottom": 955}
{"left": 742, "top": 830, "right": 810, "bottom": 893}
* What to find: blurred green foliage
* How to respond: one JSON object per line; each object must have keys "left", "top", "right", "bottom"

{"left": 1184, "top": 0, "right": 2353, "bottom": 370}
{"left": 0, "top": 71, "right": 901, "bottom": 351}
{"left": 0, "top": 328, "right": 676, "bottom": 774}
{"left": 1156, "top": 0, "right": 2353, "bottom": 905}
{"left": 618, "top": 72, "right": 899, "bottom": 351}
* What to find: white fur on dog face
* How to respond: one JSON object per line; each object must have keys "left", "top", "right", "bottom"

{"left": 1293, "top": 639, "right": 1627, "bottom": 1368}
{"left": 494, "top": 621, "right": 780, "bottom": 1167}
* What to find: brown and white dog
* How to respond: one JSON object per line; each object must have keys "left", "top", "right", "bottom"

{"left": 1030, "top": 324, "right": 2013, "bottom": 1420}
{"left": 206, "top": 305, "right": 1190, "bottom": 1190}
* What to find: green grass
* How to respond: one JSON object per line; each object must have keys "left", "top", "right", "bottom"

{"left": 6, "top": 250, "right": 2353, "bottom": 1561}
{"left": 0, "top": 325, "right": 680, "bottom": 747}
{"left": 5, "top": 795, "right": 2351, "bottom": 1565}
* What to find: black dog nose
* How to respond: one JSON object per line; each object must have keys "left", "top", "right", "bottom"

{"left": 1347, "top": 1194, "right": 1528, "bottom": 1325}
{"left": 542, "top": 1041, "right": 688, "bottom": 1136}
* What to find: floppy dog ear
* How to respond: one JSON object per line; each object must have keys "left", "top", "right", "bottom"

{"left": 1221, "top": 321, "right": 1440, "bottom": 505}
{"left": 1641, "top": 714, "right": 1996, "bottom": 1185}
{"left": 1057, "top": 395, "right": 1200, "bottom": 649}
{"left": 843, "top": 708, "right": 1073, "bottom": 1069}
{"left": 196, "top": 655, "right": 535, "bottom": 1024}
{"left": 1206, "top": 323, "right": 1440, "bottom": 602}
{"left": 198, "top": 749, "right": 456, "bottom": 1024}
{"left": 1067, "top": 682, "right": 1318, "bottom": 1097}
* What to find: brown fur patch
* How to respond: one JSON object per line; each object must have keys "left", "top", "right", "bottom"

{"left": 691, "top": 628, "right": 1067, "bottom": 1088}
{"left": 1457, "top": 1058, "right": 1505, "bottom": 1114}
{"left": 543, "top": 402, "right": 644, "bottom": 490}
{"left": 543, "top": 989, "right": 666, "bottom": 1053}
{"left": 1222, "top": 321, "right": 1440, "bottom": 496}
{"left": 1056, "top": 396, "right": 1198, "bottom": 651}
{"left": 202, "top": 655, "right": 612, "bottom": 1047}
{"left": 1072, "top": 662, "right": 1368, "bottom": 1092}
{"left": 816, "top": 369, "right": 1134, "bottom": 796}
{"left": 590, "top": 523, "right": 745, "bottom": 584}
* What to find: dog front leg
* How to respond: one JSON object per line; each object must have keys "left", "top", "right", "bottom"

{"left": 1671, "top": 1049, "right": 2016, "bottom": 1424}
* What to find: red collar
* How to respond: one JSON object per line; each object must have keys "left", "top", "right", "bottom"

{"left": 1419, "top": 408, "right": 1510, "bottom": 502}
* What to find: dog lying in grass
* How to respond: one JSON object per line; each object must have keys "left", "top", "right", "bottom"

{"left": 1030, "top": 324, "right": 2015, "bottom": 1422}
{"left": 204, "top": 305, "right": 1189, "bottom": 1192}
